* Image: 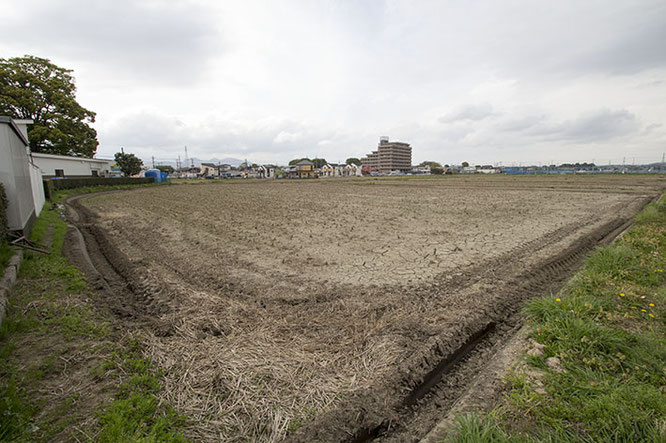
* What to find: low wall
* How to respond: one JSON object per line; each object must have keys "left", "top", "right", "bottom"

{"left": 29, "top": 163, "right": 45, "bottom": 218}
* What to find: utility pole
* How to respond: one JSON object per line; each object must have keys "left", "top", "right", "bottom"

{"left": 177, "top": 155, "right": 181, "bottom": 171}
{"left": 662, "top": 152, "right": 665, "bottom": 163}
{"left": 121, "top": 146, "right": 124, "bottom": 154}
{"left": 152, "top": 156, "right": 155, "bottom": 168}
{"left": 184, "top": 146, "right": 189, "bottom": 169}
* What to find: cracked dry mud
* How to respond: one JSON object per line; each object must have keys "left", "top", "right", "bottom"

{"left": 67, "top": 175, "right": 663, "bottom": 442}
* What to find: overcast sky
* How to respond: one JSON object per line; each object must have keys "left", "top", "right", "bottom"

{"left": 2, "top": 0, "right": 665, "bottom": 166}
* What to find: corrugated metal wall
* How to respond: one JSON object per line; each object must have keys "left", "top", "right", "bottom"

{"left": 0, "top": 119, "right": 40, "bottom": 232}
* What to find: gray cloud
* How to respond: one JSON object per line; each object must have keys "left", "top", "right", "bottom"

{"left": 1, "top": 0, "right": 221, "bottom": 85}
{"left": 566, "top": 3, "right": 666, "bottom": 75}
{"left": 529, "top": 109, "right": 640, "bottom": 142}
{"left": 439, "top": 104, "right": 496, "bottom": 123}
{"left": 99, "top": 111, "right": 356, "bottom": 164}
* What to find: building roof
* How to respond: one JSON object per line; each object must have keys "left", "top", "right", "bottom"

{"left": 31, "top": 152, "right": 112, "bottom": 164}
{"left": 296, "top": 160, "right": 314, "bottom": 165}
{"left": 201, "top": 162, "right": 217, "bottom": 167}
{"left": 0, "top": 116, "right": 29, "bottom": 146}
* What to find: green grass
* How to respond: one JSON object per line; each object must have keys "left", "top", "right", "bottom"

{"left": 0, "top": 240, "right": 14, "bottom": 274}
{"left": 95, "top": 338, "right": 186, "bottom": 443}
{"left": 447, "top": 195, "right": 666, "bottom": 442}
{"left": 0, "top": 186, "right": 186, "bottom": 442}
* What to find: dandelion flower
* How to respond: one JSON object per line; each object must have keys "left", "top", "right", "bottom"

{"left": 555, "top": 298, "right": 561, "bottom": 302}
{"left": 649, "top": 303, "right": 655, "bottom": 307}
{"left": 620, "top": 293, "right": 625, "bottom": 297}
{"left": 631, "top": 306, "right": 638, "bottom": 310}
{"left": 649, "top": 314, "right": 655, "bottom": 318}
{"left": 641, "top": 309, "right": 647, "bottom": 312}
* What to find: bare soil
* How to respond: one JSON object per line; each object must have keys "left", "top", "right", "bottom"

{"left": 69, "top": 175, "right": 664, "bottom": 442}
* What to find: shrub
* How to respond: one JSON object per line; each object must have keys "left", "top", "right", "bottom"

{"left": 42, "top": 178, "right": 155, "bottom": 199}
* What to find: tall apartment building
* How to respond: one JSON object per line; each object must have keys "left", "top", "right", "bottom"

{"left": 361, "top": 137, "right": 412, "bottom": 173}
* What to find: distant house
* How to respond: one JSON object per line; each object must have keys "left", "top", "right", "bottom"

{"left": 288, "top": 160, "right": 317, "bottom": 178}
{"left": 344, "top": 163, "right": 362, "bottom": 177}
{"left": 257, "top": 165, "right": 277, "bottom": 178}
{"left": 320, "top": 163, "right": 345, "bottom": 177}
{"left": 200, "top": 163, "right": 218, "bottom": 177}
{"left": 478, "top": 165, "right": 499, "bottom": 174}
{"left": 245, "top": 168, "right": 261, "bottom": 179}
{"left": 320, "top": 163, "right": 335, "bottom": 177}
{"left": 412, "top": 165, "right": 431, "bottom": 175}
{"left": 31, "top": 152, "right": 113, "bottom": 178}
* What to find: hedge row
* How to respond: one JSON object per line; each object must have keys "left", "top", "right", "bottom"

{"left": 0, "top": 183, "right": 7, "bottom": 241}
{"left": 43, "top": 177, "right": 155, "bottom": 200}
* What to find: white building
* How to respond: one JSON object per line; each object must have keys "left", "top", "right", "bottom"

{"left": 31, "top": 152, "right": 113, "bottom": 178}
{"left": 200, "top": 163, "right": 218, "bottom": 177}
{"left": 344, "top": 163, "right": 362, "bottom": 177}
{"left": 0, "top": 117, "right": 45, "bottom": 234}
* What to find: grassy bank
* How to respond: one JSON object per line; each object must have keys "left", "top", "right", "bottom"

{"left": 0, "top": 186, "right": 184, "bottom": 441}
{"left": 0, "top": 241, "right": 13, "bottom": 274}
{"left": 447, "top": 195, "right": 666, "bottom": 442}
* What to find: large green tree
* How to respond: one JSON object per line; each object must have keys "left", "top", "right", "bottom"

{"left": 0, "top": 55, "right": 98, "bottom": 157}
{"left": 114, "top": 151, "right": 143, "bottom": 176}
{"left": 346, "top": 157, "right": 361, "bottom": 166}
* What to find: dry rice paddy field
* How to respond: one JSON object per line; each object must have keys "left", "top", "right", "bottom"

{"left": 70, "top": 175, "right": 664, "bottom": 442}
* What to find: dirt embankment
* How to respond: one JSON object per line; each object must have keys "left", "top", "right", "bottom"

{"left": 66, "top": 176, "right": 663, "bottom": 441}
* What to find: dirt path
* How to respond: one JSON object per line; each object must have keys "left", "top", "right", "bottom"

{"left": 64, "top": 176, "right": 663, "bottom": 441}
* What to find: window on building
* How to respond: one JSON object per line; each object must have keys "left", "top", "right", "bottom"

{"left": 92, "top": 170, "right": 99, "bottom": 177}
{"left": 55, "top": 169, "right": 64, "bottom": 177}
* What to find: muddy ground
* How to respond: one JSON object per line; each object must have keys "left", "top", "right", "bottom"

{"left": 70, "top": 175, "right": 664, "bottom": 442}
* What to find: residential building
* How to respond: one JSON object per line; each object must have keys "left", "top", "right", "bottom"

{"left": 200, "top": 162, "right": 218, "bottom": 177}
{"left": 257, "top": 165, "right": 277, "bottom": 178}
{"left": 288, "top": 160, "right": 317, "bottom": 178}
{"left": 412, "top": 165, "right": 431, "bottom": 175}
{"left": 361, "top": 137, "right": 412, "bottom": 174}
{"left": 344, "top": 163, "right": 362, "bottom": 176}
{"left": 320, "top": 163, "right": 346, "bottom": 177}
{"left": 31, "top": 152, "right": 113, "bottom": 177}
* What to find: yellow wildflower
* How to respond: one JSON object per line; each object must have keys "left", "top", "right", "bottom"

{"left": 555, "top": 298, "right": 561, "bottom": 302}
{"left": 631, "top": 306, "right": 638, "bottom": 310}
{"left": 620, "top": 293, "right": 625, "bottom": 297}
{"left": 641, "top": 309, "right": 647, "bottom": 312}
{"left": 649, "top": 314, "right": 655, "bottom": 318}
{"left": 649, "top": 303, "right": 655, "bottom": 307}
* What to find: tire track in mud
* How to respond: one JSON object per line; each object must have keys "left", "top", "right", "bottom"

{"left": 64, "top": 194, "right": 173, "bottom": 330}
{"left": 287, "top": 196, "right": 654, "bottom": 443}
